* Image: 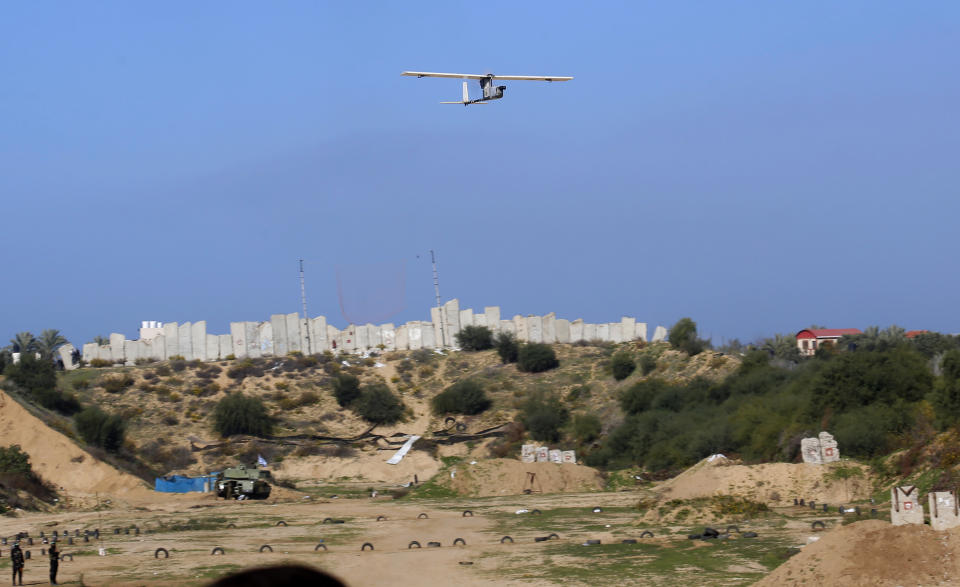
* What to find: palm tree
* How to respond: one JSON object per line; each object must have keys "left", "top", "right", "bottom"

{"left": 9, "top": 332, "right": 37, "bottom": 353}
{"left": 37, "top": 329, "right": 69, "bottom": 358}
{"left": 92, "top": 335, "right": 109, "bottom": 346}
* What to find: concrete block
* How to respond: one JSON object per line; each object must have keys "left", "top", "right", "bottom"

{"left": 309, "top": 316, "right": 328, "bottom": 353}
{"left": 621, "top": 317, "right": 636, "bottom": 341}
{"left": 570, "top": 319, "right": 584, "bottom": 343}
{"left": 929, "top": 491, "right": 960, "bottom": 531}
{"left": 484, "top": 306, "right": 501, "bottom": 334}
{"left": 542, "top": 312, "right": 556, "bottom": 343}
{"left": 123, "top": 340, "right": 138, "bottom": 366}
{"left": 58, "top": 344, "right": 77, "bottom": 370}
{"left": 561, "top": 450, "right": 576, "bottom": 464}
{"left": 206, "top": 334, "right": 219, "bottom": 362}
{"left": 473, "top": 313, "right": 487, "bottom": 329}
{"left": 800, "top": 438, "right": 823, "bottom": 464}
{"left": 521, "top": 444, "right": 537, "bottom": 463}
{"left": 81, "top": 343, "right": 97, "bottom": 363}
{"left": 299, "top": 319, "right": 311, "bottom": 355}
{"left": 380, "top": 324, "right": 396, "bottom": 351}
{"left": 608, "top": 323, "right": 622, "bottom": 343}
{"left": 430, "top": 307, "right": 444, "bottom": 348}
{"left": 270, "top": 315, "right": 287, "bottom": 356}
{"left": 443, "top": 299, "right": 461, "bottom": 347}
{"left": 459, "top": 308, "right": 473, "bottom": 329}
{"left": 109, "top": 333, "right": 125, "bottom": 364}
{"left": 218, "top": 334, "right": 232, "bottom": 360}
{"left": 191, "top": 321, "right": 207, "bottom": 361}
{"left": 513, "top": 315, "right": 528, "bottom": 341}
{"left": 597, "top": 323, "right": 610, "bottom": 342}
{"left": 407, "top": 324, "right": 422, "bottom": 350}
{"left": 326, "top": 325, "right": 340, "bottom": 352}
{"left": 230, "top": 323, "right": 247, "bottom": 359}
{"left": 549, "top": 449, "right": 562, "bottom": 464}
{"left": 635, "top": 322, "right": 648, "bottom": 342}
{"left": 819, "top": 431, "right": 840, "bottom": 463}
{"left": 163, "top": 322, "right": 179, "bottom": 359}
{"left": 246, "top": 322, "right": 261, "bottom": 358}
{"left": 177, "top": 322, "right": 192, "bottom": 360}
{"left": 583, "top": 323, "right": 597, "bottom": 342}
{"left": 396, "top": 325, "right": 409, "bottom": 350}
{"left": 526, "top": 315, "right": 543, "bottom": 343}
{"left": 257, "top": 321, "right": 273, "bottom": 356}
{"left": 536, "top": 447, "right": 549, "bottom": 463}
{"left": 285, "top": 313, "right": 301, "bottom": 354}
{"left": 555, "top": 319, "right": 571, "bottom": 343}
{"left": 652, "top": 326, "right": 667, "bottom": 342}
{"left": 499, "top": 320, "right": 515, "bottom": 336}
{"left": 421, "top": 321, "right": 437, "bottom": 348}
{"left": 891, "top": 486, "right": 924, "bottom": 525}
{"left": 144, "top": 336, "right": 164, "bottom": 361}
{"left": 356, "top": 324, "right": 371, "bottom": 351}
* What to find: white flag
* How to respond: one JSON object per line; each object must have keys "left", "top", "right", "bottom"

{"left": 257, "top": 455, "right": 268, "bottom": 467}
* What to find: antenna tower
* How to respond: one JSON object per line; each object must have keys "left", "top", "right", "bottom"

{"left": 299, "top": 259, "right": 311, "bottom": 354}
{"left": 430, "top": 249, "right": 446, "bottom": 346}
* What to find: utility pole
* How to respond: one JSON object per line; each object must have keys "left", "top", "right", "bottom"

{"left": 430, "top": 249, "right": 445, "bottom": 347}
{"left": 299, "top": 259, "right": 311, "bottom": 354}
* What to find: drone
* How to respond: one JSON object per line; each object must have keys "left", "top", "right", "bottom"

{"left": 401, "top": 71, "right": 573, "bottom": 105}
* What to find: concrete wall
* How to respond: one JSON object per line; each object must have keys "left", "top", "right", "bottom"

{"left": 891, "top": 486, "right": 925, "bottom": 526}
{"left": 930, "top": 491, "right": 960, "bottom": 531}
{"left": 80, "top": 300, "right": 654, "bottom": 363}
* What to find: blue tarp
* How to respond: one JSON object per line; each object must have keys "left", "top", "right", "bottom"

{"left": 154, "top": 475, "right": 216, "bottom": 493}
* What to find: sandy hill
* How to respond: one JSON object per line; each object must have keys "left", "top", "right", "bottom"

{"left": 0, "top": 390, "right": 150, "bottom": 505}
{"left": 756, "top": 519, "right": 960, "bottom": 586}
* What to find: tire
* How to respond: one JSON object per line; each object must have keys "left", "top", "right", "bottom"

{"left": 703, "top": 527, "right": 719, "bottom": 538}
{"left": 60, "top": 554, "right": 73, "bottom": 562}
{"left": 455, "top": 423, "right": 467, "bottom": 432}
{"left": 621, "top": 539, "right": 637, "bottom": 544}
{"left": 583, "top": 539, "right": 601, "bottom": 545}
{"left": 376, "top": 516, "right": 387, "bottom": 522}
{"left": 417, "top": 513, "right": 429, "bottom": 519}
{"left": 323, "top": 518, "right": 334, "bottom": 524}
{"left": 534, "top": 537, "right": 549, "bottom": 542}
{"left": 592, "top": 507, "right": 603, "bottom": 513}
{"left": 24, "top": 550, "right": 30, "bottom": 560}
{"left": 459, "top": 561, "right": 473, "bottom": 565}
{"left": 687, "top": 534, "right": 702, "bottom": 540}
{"left": 315, "top": 543, "right": 328, "bottom": 551}
{"left": 500, "top": 536, "right": 514, "bottom": 544}
{"left": 742, "top": 532, "right": 758, "bottom": 538}
{"left": 453, "top": 538, "right": 466, "bottom": 546}
{"left": 155, "top": 548, "right": 169, "bottom": 559}
{"left": 211, "top": 547, "right": 225, "bottom": 555}
{"left": 427, "top": 541, "right": 442, "bottom": 548}
{"left": 408, "top": 541, "right": 421, "bottom": 549}
{"left": 259, "top": 545, "right": 273, "bottom": 553}
{"left": 276, "top": 521, "right": 287, "bottom": 527}
{"left": 462, "top": 510, "right": 474, "bottom": 517}
{"left": 726, "top": 526, "right": 740, "bottom": 534}
{"left": 226, "top": 523, "right": 236, "bottom": 529}
{"left": 531, "top": 509, "right": 542, "bottom": 515}
{"left": 811, "top": 521, "right": 826, "bottom": 530}
{"left": 547, "top": 533, "right": 559, "bottom": 540}
{"left": 444, "top": 417, "right": 456, "bottom": 427}
{"left": 361, "top": 542, "right": 374, "bottom": 551}
{"left": 640, "top": 531, "right": 654, "bottom": 538}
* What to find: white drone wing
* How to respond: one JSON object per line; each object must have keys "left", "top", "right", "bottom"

{"left": 402, "top": 71, "right": 573, "bottom": 82}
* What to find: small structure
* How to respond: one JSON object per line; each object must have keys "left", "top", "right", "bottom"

{"left": 891, "top": 486, "right": 925, "bottom": 526}
{"left": 929, "top": 491, "right": 960, "bottom": 531}
{"left": 796, "top": 328, "right": 862, "bottom": 357}
{"left": 154, "top": 474, "right": 217, "bottom": 493}
{"left": 800, "top": 431, "right": 840, "bottom": 464}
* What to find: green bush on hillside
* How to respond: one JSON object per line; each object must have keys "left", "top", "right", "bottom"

{"left": 668, "top": 317, "right": 710, "bottom": 356}
{"left": 521, "top": 392, "right": 569, "bottom": 442}
{"left": 431, "top": 380, "right": 491, "bottom": 415}
{"left": 455, "top": 326, "right": 494, "bottom": 351}
{"left": 611, "top": 352, "right": 636, "bottom": 381}
{"left": 212, "top": 393, "right": 273, "bottom": 438}
{"left": 494, "top": 332, "right": 519, "bottom": 364}
{"left": 517, "top": 343, "right": 559, "bottom": 373}
{"left": 355, "top": 384, "right": 405, "bottom": 424}
{"left": 75, "top": 406, "right": 126, "bottom": 452}
{"left": 332, "top": 373, "right": 362, "bottom": 407}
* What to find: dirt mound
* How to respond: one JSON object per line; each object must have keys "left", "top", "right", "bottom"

{"left": 656, "top": 456, "right": 872, "bottom": 505}
{"left": 756, "top": 519, "right": 960, "bottom": 586}
{"left": 439, "top": 458, "right": 604, "bottom": 497}
{"left": 0, "top": 390, "right": 149, "bottom": 502}
{"left": 273, "top": 447, "right": 441, "bottom": 485}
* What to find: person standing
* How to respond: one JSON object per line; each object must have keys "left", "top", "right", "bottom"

{"left": 10, "top": 541, "right": 24, "bottom": 586}
{"left": 48, "top": 539, "right": 59, "bottom": 585}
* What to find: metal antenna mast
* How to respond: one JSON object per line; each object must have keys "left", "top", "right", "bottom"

{"left": 430, "top": 249, "right": 445, "bottom": 346}
{"left": 299, "top": 259, "right": 311, "bottom": 354}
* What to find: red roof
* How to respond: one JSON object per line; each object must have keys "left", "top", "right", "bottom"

{"left": 796, "top": 328, "right": 862, "bottom": 340}
{"left": 905, "top": 330, "right": 929, "bottom": 339}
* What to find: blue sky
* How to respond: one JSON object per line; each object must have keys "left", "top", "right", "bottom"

{"left": 1, "top": 2, "right": 958, "bottom": 347}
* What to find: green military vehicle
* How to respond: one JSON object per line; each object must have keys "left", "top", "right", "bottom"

{"left": 215, "top": 465, "right": 272, "bottom": 500}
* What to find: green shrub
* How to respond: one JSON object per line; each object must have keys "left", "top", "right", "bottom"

{"left": 5, "top": 354, "right": 80, "bottom": 414}
{"left": 213, "top": 393, "right": 273, "bottom": 437}
{"left": 101, "top": 374, "right": 135, "bottom": 394}
{"left": 431, "top": 380, "right": 491, "bottom": 415}
{"left": 88, "top": 358, "right": 112, "bottom": 368}
{"left": 355, "top": 384, "right": 405, "bottom": 424}
{"left": 620, "top": 379, "right": 670, "bottom": 415}
{"left": 639, "top": 354, "right": 657, "bottom": 375}
{"left": 611, "top": 352, "right": 636, "bottom": 381}
{"left": 668, "top": 317, "right": 710, "bottom": 356}
{"left": 455, "top": 326, "right": 494, "bottom": 351}
{"left": 572, "top": 413, "right": 602, "bottom": 443}
{"left": 75, "top": 406, "right": 126, "bottom": 452}
{"left": 332, "top": 373, "right": 362, "bottom": 407}
{"left": 517, "top": 343, "right": 559, "bottom": 373}
{"left": 521, "top": 392, "right": 569, "bottom": 442}
{"left": 0, "top": 445, "right": 33, "bottom": 474}
{"left": 170, "top": 359, "right": 187, "bottom": 372}
{"left": 494, "top": 332, "right": 519, "bottom": 364}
